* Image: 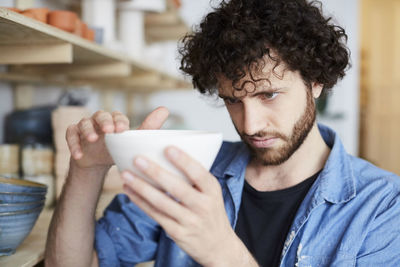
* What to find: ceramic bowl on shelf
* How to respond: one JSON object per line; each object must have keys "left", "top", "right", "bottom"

{"left": 0, "top": 206, "right": 44, "bottom": 256}
{"left": 24, "top": 175, "right": 54, "bottom": 208}
{"left": 22, "top": 8, "right": 49, "bottom": 23}
{"left": 3, "top": 7, "right": 21, "bottom": 13}
{"left": 0, "top": 192, "right": 45, "bottom": 203}
{"left": 73, "top": 18, "right": 84, "bottom": 37}
{"left": 0, "top": 177, "right": 47, "bottom": 194}
{"left": 0, "top": 200, "right": 44, "bottom": 213}
{"left": 20, "top": 10, "right": 35, "bottom": 19}
{"left": 84, "top": 28, "right": 95, "bottom": 41}
{"left": 105, "top": 130, "right": 223, "bottom": 184}
{"left": 48, "top": 10, "right": 78, "bottom": 33}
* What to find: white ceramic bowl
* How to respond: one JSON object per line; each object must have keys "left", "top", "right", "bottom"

{"left": 105, "top": 130, "right": 223, "bottom": 184}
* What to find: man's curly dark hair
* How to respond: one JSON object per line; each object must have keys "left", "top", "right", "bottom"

{"left": 179, "top": 0, "right": 350, "bottom": 95}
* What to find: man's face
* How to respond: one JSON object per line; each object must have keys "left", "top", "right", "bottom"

{"left": 218, "top": 58, "right": 319, "bottom": 166}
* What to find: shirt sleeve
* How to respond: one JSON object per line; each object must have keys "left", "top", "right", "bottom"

{"left": 95, "top": 193, "right": 161, "bottom": 267}
{"left": 356, "top": 190, "right": 400, "bottom": 266}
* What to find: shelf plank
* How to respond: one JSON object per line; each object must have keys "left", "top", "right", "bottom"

{"left": 0, "top": 72, "right": 189, "bottom": 92}
{"left": 0, "top": 7, "right": 191, "bottom": 90}
{"left": 0, "top": 43, "right": 72, "bottom": 64}
{"left": 10, "top": 62, "right": 132, "bottom": 78}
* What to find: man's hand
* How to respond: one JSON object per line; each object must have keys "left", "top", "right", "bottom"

{"left": 66, "top": 107, "right": 169, "bottom": 171}
{"left": 121, "top": 146, "right": 258, "bottom": 267}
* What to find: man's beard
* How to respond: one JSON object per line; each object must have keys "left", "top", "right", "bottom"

{"left": 236, "top": 89, "right": 316, "bottom": 166}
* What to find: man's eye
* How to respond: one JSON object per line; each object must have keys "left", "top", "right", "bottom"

{"left": 224, "top": 98, "right": 240, "bottom": 105}
{"left": 261, "top": 92, "right": 279, "bottom": 100}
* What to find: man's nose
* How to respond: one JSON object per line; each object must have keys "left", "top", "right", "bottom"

{"left": 242, "top": 102, "right": 268, "bottom": 136}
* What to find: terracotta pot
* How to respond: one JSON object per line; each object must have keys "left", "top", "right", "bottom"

{"left": 81, "top": 22, "right": 88, "bottom": 38}
{"left": 48, "top": 10, "right": 78, "bottom": 33}
{"left": 172, "top": 0, "right": 181, "bottom": 9}
{"left": 21, "top": 10, "right": 36, "bottom": 19}
{"left": 4, "top": 7, "right": 21, "bottom": 13}
{"left": 24, "top": 8, "right": 49, "bottom": 23}
{"left": 85, "top": 28, "right": 95, "bottom": 42}
{"left": 73, "top": 19, "right": 84, "bottom": 37}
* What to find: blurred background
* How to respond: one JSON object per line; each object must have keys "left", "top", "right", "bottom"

{"left": 0, "top": 0, "right": 398, "bottom": 265}
{"left": 1, "top": 0, "right": 399, "bottom": 193}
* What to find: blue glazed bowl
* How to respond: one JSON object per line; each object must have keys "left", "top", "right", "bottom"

{"left": 0, "top": 206, "right": 44, "bottom": 256}
{"left": 0, "top": 200, "right": 45, "bottom": 213}
{"left": 0, "top": 177, "right": 47, "bottom": 194}
{"left": 0, "top": 192, "right": 46, "bottom": 203}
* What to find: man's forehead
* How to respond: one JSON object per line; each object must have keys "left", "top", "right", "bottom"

{"left": 217, "top": 58, "right": 288, "bottom": 96}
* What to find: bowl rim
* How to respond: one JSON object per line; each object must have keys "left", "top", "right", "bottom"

{"left": 0, "top": 205, "right": 43, "bottom": 216}
{"left": 0, "top": 177, "right": 47, "bottom": 189}
{"left": 105, "top": 130, "right": 223, "bottom": 139}
{"left": 0, "top": 200, "right": 45, "bottom": 207}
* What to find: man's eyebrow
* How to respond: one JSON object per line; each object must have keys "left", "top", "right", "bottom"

{"left": 218, "top": 94, "right": 233, "bottom": 98}
{"left": 218, "top": 87, "right": 286, "bottom": 99}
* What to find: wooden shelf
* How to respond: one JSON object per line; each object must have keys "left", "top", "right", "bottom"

{"left": 0, "top": 7, "right": 190, "bottom": 90}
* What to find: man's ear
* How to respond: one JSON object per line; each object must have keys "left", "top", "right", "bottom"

{"left": 311, "top": 83, "right": 324, "bottom": 98}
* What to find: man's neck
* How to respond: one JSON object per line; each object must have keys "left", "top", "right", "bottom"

{"left": 245, "top": 124, "right": 331, "bottom": 191}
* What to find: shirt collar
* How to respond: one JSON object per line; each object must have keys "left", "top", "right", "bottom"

{"left": 315, "top": 124, "right": 356, "bottom": 204}
{"left": 212, "top": 142, "right": 250, "bottom": 179}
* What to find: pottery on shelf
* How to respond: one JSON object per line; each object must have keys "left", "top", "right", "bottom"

{"left": 48, "top": 10, "right": 78, "bottom": 33}
{"left": 85, "top": 28, "right": 95, "bottom": 41}
{"left": 4, "top": 7, "right": 21, "bottom": 13}
{"left": 23, "top": 8, "right": 49, "bottom": 23}
{"left": 20, "top": 10, "right": 35, "bottom": 19}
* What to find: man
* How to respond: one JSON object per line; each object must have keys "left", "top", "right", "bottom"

{"left": 46, "top": 0, "right": 400, "bottom": 266}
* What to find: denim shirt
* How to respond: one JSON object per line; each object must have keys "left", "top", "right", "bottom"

{"left": 95, "top": 124, "right": 400, "bottom": 266}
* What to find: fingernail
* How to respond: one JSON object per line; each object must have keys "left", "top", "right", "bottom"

{"left": 116, "top": 122, "right": 125, "bottom": 129}
{"left": 88, "top": 133, "right": 97, "bottom": 141}
{"left": 103, "top": 124, "right": 114, "bottom": 132}
{"left": 122, "top": 172, "right": 134, "bottom": 183}
{"left": 74, "top": 151, "right": 82, "bottom": 159}
{"left": 167, "top": 147, "right": 180, "bottom": 160}
{"left": 135, "top": 156, "right": 148, "bottom": 170}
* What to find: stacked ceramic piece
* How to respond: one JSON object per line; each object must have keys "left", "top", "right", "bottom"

{"left": 22, "top": 143, "right": 55, "bottom": 208}
{"left": 0, "top": 177, "right": 47, "bottom": 256}
{"left": 0, "top": 145, "right": 19, "bottom": 179}
{"left": 52, "top": 106, "right": 123, "bottom": 199}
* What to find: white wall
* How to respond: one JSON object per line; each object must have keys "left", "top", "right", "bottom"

{"left": 318, "top": 0, "right": 360, "bottom": 156}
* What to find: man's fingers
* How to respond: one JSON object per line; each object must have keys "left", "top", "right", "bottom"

{"left": 122, "top": 171, "right": 189, "bottom": 225}
{"left": 77, "top": 118, "right": 98, "bottom": 142}
{"left": 132, "top": 156, "right": 201, "bottom": 208}
{"left": 112, "top": 111, "right": 130, "bottom": 133}
{"left": 164, "top": 147, "right": 215, "bottom": 194}
{"left": 66, "top": 124, "right": 83, "bottom": 159}
{"left": 137, "top": 106, "right": 169, "bottom": 130}
{"left": 93, "top": 110, "right": 115, "bottom": 133}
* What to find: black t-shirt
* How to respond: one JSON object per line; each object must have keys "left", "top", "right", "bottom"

{"left": 235, "top": 172, "right": 319, "bottom": 267}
